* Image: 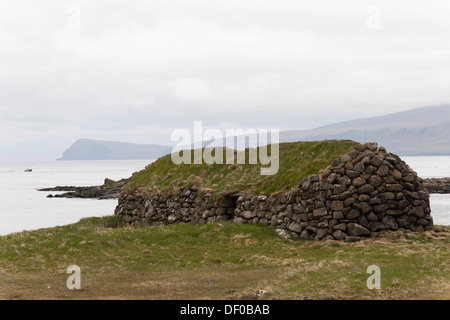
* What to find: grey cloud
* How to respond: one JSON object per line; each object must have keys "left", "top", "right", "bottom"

{"left": 1, "top": 0, "right": 449, "bottom": 160}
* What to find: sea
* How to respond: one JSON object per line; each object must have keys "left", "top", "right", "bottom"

{"left": 0, "top": 157, "right": 449, "bottom": 235}
{"left": 0, "top": 160, "right": 153, "bottom": 235}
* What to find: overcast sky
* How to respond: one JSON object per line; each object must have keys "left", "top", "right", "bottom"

{"left": 1, "top": 0, "right": 450, "bottom": 161}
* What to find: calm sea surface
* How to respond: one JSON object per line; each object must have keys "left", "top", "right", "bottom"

{"left": 0, "top": 156, "right": 449, "bottom": 235}
{"left": 403, "top": 156, "right": 450, "bottom": 227}
{"left": 0, "top": 160, "right": 153, "bottom": 235}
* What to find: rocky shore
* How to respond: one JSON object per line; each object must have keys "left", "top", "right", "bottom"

{"left": 422, "top": 178, "right": 450, "bottom": 194}
{"left": 39, "top": 178, "right": 128, "bottom": 200}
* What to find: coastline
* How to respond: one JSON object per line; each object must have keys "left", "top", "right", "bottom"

{"left": 38, "top": 178, "right": 129, "bottom": 200}
{"left": 1, "top": 158, "right": 450, "bottom": 236}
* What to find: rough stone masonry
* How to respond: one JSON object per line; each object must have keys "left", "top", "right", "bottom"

{"left": 115, "top": 142, "right": 433, "bottom": 241}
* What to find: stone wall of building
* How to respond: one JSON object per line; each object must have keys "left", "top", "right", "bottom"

{"left": 115, "top": 142, "right": 433, "bottom": 240}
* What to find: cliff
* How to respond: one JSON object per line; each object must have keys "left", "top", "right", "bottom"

{"left": 58, "top": 139, "right": 172, "bottom": 161}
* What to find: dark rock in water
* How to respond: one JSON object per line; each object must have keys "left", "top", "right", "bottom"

{"left": 38, "top": 178, "right": 129, "bottom": 200}
{"left": 422, "top": 178, "right": 450, "bottom": 194}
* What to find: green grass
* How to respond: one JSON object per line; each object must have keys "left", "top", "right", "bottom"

{"left": 108, "top": 181, "right": 127, "bottom": 189}
{"left": 0, "top": 216, "right": 448, "bottom": 300}
{"left": 126, "top": 140, "right": 358, "bottom": 195}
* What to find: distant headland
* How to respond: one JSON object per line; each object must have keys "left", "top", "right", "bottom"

{"left": 57, "top": 139, "right": 172, "bottom": 161}
{"left": 58, "top": 105, "right": 450, "bottom": 160}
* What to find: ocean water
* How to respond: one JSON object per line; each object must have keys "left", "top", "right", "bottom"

{"left": 402, "top": 156, "right": 450, "bottom": 226}
{"left": 0, "top": 157, "right": 449, "bottom": 236}
{"left": 0, "top": 160, "right": 153, "bottom": 235}
{"left": 402, "top": 156, "right": 450, "bottom": 178}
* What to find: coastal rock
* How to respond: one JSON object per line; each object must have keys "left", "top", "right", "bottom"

{"left": 39, "top": 178, "right": 128, "bottom": 200}
{"left": 422, "top": 177, "right": 450, "bottom": 194}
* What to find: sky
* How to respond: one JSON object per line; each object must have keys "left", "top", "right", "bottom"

{"left": 1, "top": 0, "right": 450, "bottom": 161}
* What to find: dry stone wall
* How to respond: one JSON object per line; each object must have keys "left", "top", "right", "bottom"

{"left": 115, "top": 142, "right": 433, "bottom": 241}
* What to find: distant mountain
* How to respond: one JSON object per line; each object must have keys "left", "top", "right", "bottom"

{"left": 280, "top": 104, "right": 450, "bottom": 156}
{"left": 59, "top": 105, "right": 450, "bottom": 160}
{"left": 58, "top": 139, "right": 172, "bottom": 161}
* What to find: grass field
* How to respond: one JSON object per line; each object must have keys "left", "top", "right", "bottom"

{"left": 0, "top": 216, "right": 448, "bottom": 300}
